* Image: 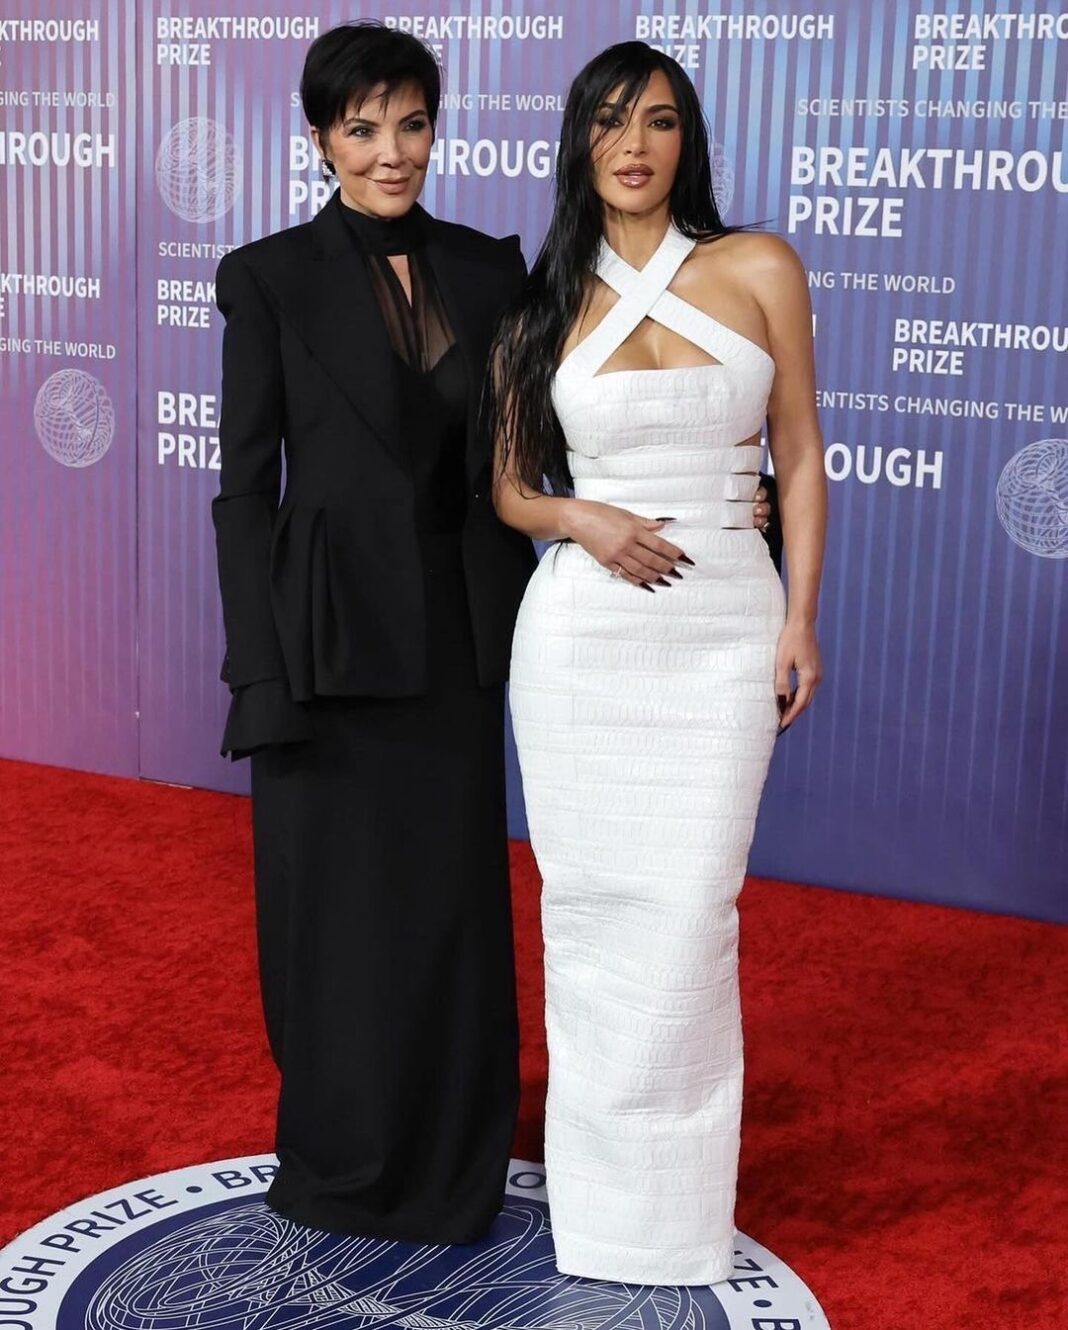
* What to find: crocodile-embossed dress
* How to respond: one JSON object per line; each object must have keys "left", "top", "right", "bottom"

{"left": 510, "top": 223, "right": 785, "bottom": 1285}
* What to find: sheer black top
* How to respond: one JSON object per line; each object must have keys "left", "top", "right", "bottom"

{"left": 340, "top": 201, "right": 468, "bottom": 534}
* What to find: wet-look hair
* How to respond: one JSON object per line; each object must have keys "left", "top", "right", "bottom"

{"left": 490, "top": 41, "right": 736, "bottom": 494}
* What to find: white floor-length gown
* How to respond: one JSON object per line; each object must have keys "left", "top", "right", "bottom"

{"left": 509, "top": 223, "right": 785, "bottom": 1286}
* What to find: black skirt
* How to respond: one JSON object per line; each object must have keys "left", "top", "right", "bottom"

{"left": 249, "top": 530, "right": 519, "bottom": 1242}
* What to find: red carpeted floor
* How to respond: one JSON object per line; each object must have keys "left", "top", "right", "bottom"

{"left": 0, "top": 758, "right": 1064, "bottom": 1327}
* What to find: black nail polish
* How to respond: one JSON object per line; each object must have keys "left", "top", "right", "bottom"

{"left": 678, "top": 555, "right": 695, "bottom": 567}
{"left": 639, "top": 582, "right": 655, "bottom": 593}
{"left": 655, "top": 577, "right": 670, "bottom": 587}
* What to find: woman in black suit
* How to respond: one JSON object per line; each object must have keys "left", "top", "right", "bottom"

{"left": 212, "top": 22, "right": 535, "bottom": 1243}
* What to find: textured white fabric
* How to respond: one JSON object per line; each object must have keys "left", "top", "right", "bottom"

{"left": 509, "top": 224, "right": 785, "bottom": 1286}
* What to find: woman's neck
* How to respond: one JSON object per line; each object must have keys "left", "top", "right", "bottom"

{"left": 337, "top": 191, "right": 425, "bottom": 256}
{"left": 338, "top": 189, "right": 412, "bottom": 222}
{"left": 601, "top": 205, "right": 672, "bottom": 268}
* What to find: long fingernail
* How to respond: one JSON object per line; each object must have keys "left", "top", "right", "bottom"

{"left": 666, "top": 569, "right": 684, "bottom": 579}
{"left": 654, "top": 576, "right": 671, "bottom": 587}
{"left": 639, "top": 582, "right": 655, "bottom": 593}
{"left": 655, "top": 516, "right": 676, "bottom": 522}
{"left": 678, "top": 555, "right": 695, "bottom": 567}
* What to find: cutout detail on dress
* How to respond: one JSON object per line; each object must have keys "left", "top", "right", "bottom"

{"left": 558, "top": 226, "right": 773, "bottom": 381}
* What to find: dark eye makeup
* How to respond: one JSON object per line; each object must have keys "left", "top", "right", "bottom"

{"left": 594, "top": 104, "right": 680, "bottom": 132}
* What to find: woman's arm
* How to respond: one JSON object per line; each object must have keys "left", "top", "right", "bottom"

{"left": 212, "top": 250, "right": 311, "bottom": 755}
{"left": 749, "top": 234, "right": 827, "bottom": 726}
{"left": 491, "top": 439, "right": 688, "bottom": 590}
{"left": 489, "top": 298, "right": 691, "bottom": 589}
{"left": 213, "top": 251, "right": 286, "bottom": 684}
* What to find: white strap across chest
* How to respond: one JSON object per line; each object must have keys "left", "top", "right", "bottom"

{"left": 559, "top": 224, "right": 734, "bottom": 380}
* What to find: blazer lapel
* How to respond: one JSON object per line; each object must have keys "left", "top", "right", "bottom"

{"left": 421, "top": 216, "right": 498, "bottom": 486}
{"left": 272, "top": 197, "right": 502, "bottom": 483}
{"left": 284, "top": 193, "right": 403, "bottom": 465}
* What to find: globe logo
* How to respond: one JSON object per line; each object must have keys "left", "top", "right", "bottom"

{"left": 0, "top": 1157, "right": 827, "bottom": 1330}
{"left": 996, "top": 438, "right": 1068, "bottom": 559}
{"left": 711, "top": 140, "right": 735, "bottom": 218}
{"left": 155, "top": 118, "right": 241, "bottom": 223}
{"left": 82, "top": 1200, "right": 723, "bottom": 1330}
{"left": 34, "top": 368, "right": 115, "bottom": 467}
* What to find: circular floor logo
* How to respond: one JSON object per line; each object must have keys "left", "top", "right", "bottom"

{"left": 0, "top": 1158, "right": 829, "bottom": 1330}
{"left": 33, "top": 369, "right": 115, "bottom": 467}
{"left": 156, "top": 118, "right": 241, "bottom": 223}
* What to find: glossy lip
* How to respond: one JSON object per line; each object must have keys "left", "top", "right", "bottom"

{"left": 614, "top": 166, "right": 654, "bottom": 187}
{"left": 371, "top": 177, "right": 412, "bottom": 194}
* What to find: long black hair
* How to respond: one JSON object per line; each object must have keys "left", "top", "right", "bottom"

{"left": 490, "top": 42, "right": 736, "bottom": 494}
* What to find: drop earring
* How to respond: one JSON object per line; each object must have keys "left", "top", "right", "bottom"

{"left": 320, "top": 158, "right": 336, "bottom": 180}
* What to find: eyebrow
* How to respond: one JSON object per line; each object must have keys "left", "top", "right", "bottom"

{"left": 598, "top": 100, "right": 679, "bottom": 115}
{"left": 342, "top": 109, "right": 427, "bottom": 128}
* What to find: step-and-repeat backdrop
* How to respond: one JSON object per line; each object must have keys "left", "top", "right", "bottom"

{"left": 1, "top": 2, "right": 1065, "bottom": 921}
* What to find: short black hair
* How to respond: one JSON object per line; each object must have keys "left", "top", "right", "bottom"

{"left": 300, "top": 21, "right": 441, "bottom": 136}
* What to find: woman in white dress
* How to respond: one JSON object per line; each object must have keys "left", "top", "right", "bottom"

{"left": 491, "top": 43, "right": 826, "bottom": 1286}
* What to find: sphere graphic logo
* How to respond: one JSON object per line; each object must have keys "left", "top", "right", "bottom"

{"left": 34, "top": 369, "right": 115, "bottom": 467}
{"left": 155, "top": 118, "right": 241, "bottom": 223}
{"left": 996, "top": 438, "right": 1068, "bottom": 558}
{"left": 0, "top": 1158, "right": 829, "bottom": 1330}
{"left": 83, "top": 1201, "right": 721, "bottom": 1330}
{"left": 711, "top": 141, "right": 735, "bottom": 218}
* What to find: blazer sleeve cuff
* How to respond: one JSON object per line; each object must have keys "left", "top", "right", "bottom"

{"left": 221, "top": 678, "right": 314, "bottom": 760}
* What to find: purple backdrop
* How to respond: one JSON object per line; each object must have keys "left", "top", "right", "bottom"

{"left": 1, "top": 1, "right": 1065, "bottom": 921}
{"left": 0, "top": 2, "right": 137, "bottom": 774}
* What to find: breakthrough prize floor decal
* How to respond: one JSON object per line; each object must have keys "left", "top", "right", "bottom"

{"left": 0, "top": 1156, "right": 830, "bottom": 1330}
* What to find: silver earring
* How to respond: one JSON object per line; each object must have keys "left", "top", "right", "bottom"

{"left": 320, "top": 159, "right": 336, "bottom": 180}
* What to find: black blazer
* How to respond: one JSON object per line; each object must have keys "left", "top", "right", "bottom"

{"left": 212, "top": 194, "right": 537, "bottom": 755}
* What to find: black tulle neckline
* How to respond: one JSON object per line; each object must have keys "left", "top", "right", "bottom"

{"left": 338, "top": 195, "right": 426, "bottom": 255}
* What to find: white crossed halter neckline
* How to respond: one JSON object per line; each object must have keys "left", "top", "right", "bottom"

{"left": 557, "top": 222, "right": 775, "bottom": 381}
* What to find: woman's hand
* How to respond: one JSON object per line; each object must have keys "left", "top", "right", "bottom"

{"left": 564, "top": 499, "right": 690, "bottom": 590}
{"left": 753, "top": 484, "right": 771, "bottom": 533}
{"left": 775, "top": 620, "right": 822, "bottom": 728}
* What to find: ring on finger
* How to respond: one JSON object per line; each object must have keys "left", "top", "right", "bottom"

{"left": 611, "top": 563, "right": 622, "bottom": 578}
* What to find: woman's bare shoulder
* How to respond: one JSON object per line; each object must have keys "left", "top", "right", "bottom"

{"left": 687, "top": 233, "right": 808, "bottom": 323}
{"left": 696, "top": 229, "right": 804, "bottom": 280}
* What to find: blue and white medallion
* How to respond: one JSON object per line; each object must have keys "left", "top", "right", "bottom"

{"left": 0, "top": 1158, "right": 829, "bottom": 1330}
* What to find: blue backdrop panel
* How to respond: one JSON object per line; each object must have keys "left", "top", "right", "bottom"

{"left": 0, "top": 2, "right": 1064, "bottom": 921}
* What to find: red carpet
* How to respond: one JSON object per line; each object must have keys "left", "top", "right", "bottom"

{"left": 0, "top": 757, "right": 1064, "bottom": 1327}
